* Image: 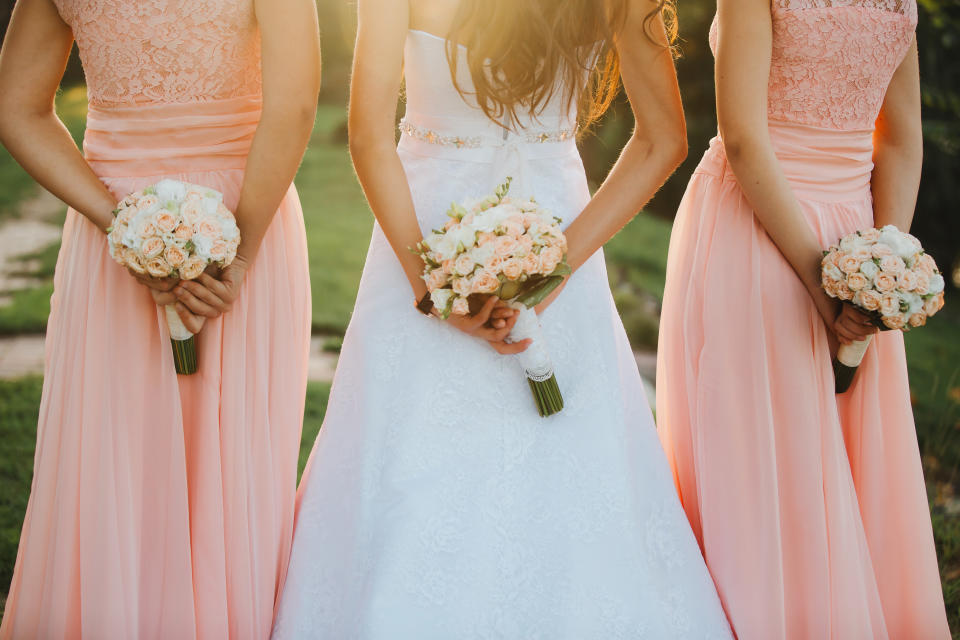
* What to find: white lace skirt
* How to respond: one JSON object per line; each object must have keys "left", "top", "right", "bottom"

{"left": 271, "top": 143, "right": 732, "bottom": 639}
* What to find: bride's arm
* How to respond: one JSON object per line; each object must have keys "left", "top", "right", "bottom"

{"left": 347, "top": 0, "right": 425, "bottom": 301}
{"left": 562, "top": 0, "right": 687, "bottom": 272}
{"left": 0, "top": 0, "right": 114, "bottom": 232}
{"left": 345, "top": 0, "right": 524, "bottom": 353}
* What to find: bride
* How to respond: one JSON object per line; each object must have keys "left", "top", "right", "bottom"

{"left": 273, "top": 0, "right": 731, "bottom": 636}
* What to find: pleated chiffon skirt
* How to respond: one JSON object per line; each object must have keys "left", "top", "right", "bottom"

{"left": 656, "top": 120, "right": 949, "bottom": 639}
{"left": 0, "top": 96, "right": 311, "bottom": 639}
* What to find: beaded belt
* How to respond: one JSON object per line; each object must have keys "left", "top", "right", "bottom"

{"left": 398, "top": 117, "right": 577, "bottom": 149}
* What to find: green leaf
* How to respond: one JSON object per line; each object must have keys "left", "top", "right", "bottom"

{"left": 514, "top": 275, "right": 564, "bottom": 308}
{"left": 184, "top": 240, "right": 195, "bottom": 252}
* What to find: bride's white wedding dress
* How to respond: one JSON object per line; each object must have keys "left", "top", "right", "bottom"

{"left": 273, "top": 30, "right": 731, "bottom": 639}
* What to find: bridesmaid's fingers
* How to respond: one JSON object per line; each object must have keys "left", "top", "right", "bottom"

{"left": 490, "top": 339, "right": 531, "bottom": 355}
{"left": 174, "top": 302, "right": 206, "bottom": 334}
{"left": 197, "top": 273, "right": 234, "bottom": 302}
{"left": 132, "top": 271, "right": 178, "bottom": 292}
{"left": 174, "top": 286, "right": 222, "bottom": 318}
{"left": 149, "top": 289, "right": 177, "bottom": 306}
{"left": 178, "top": 280, "right": 230, "bottom": 311}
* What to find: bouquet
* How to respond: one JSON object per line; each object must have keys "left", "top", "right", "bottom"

{"left": 415, "top": 178, "right": 570, "bottom": 417}
{"left": 107, "top": 179, "right": 241, "bottom": 375}
{"left": 822, "top": 225, "right": 945, "bottom": 392}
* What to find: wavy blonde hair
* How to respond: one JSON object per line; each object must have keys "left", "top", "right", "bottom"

{"left": 445, "top": 0, "right": 677, "bottom": 131}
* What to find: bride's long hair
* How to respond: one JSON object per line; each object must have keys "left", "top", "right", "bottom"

{"left": 445, "top": 0, "right": 677, "bottom": 131}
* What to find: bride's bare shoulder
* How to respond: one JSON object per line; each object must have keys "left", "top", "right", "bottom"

{"left": 408, "top": 0, "right": 461, "bottom": 37}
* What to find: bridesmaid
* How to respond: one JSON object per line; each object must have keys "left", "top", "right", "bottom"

{"left": 656, "top": 0, "right": 950, "bottom": 637}
{"left": 0, "top": 0, "right": 318, "bottom": 637}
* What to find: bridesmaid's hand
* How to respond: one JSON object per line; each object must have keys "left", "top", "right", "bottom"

{"left": 833, "top": 304, "right": 878, "bottom": 345}
{"left": 173, "top": 255, "right": 251, "bottom": 319}
{"left": 143, "top": 287, "right": 206, "bottom": 334}
{"left": 439, "top": 296, "right": 531, "bottom": 355}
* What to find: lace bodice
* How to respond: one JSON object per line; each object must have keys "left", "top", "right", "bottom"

{"left": 54, "top": 0, "right": 262, "bottom": 106}
{"left": 709, "top": 0, "right": 917, "bottom": 130}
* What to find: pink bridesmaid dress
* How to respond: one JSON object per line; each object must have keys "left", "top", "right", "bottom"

{"left": 0, "top": 1, "right": 311, "bottom": 638}
{"left": 656, "top": 1, "right": 950, "bottom": 638}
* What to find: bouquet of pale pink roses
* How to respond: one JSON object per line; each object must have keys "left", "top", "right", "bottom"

{"left": 415, "top": 178, "right": 570, "bottom": 417}
{"left": 822, "top": 225, "right": 945, "bottom": 392}
{"left": 107, "top": 179, "right": 241, "bottom": 375}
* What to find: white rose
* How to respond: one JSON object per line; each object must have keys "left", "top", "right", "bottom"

{"left": 450, "top": 225, "right": 477, "bottom": 251}
{"left": 928, "top": 273, "right": 945, "bottom": 294}
{"left": 839, "top": 235, "right": 858, "bottom": 252}
{"left": 219, "top": 218, "right": 240, "bottom": 241}
{"left": 121, "top": 226, "right": 142, "bottom": 250}
{"left": 878, "top": 227, "right": 917, "bottom": 259}
{"left": 191, "top": 234, "right": 214, "bottom": 259}
{"left": 437, "top": 236, "right": 461, "bottom": 262}
{"left": 823, "top": 263, "right": 844, "bottom": 282}
{"left": 859, "top": 260, "right": 880, "bottom": 279}
{"left": 154, "top": 179, "right": 187, "bottom": 203}
{"left": 903, "top": 292, "right": 924, "bottom": 315}
{"left": 430, "top": 288, "right": 453, "bottom": 311}
{"left": 472, "top": 207, "right": 510, "bottom": 233}
{"left": 200, "top": 196, "right": 220, "bottom": 216}
{"left": 471, "top": 243, "right": 495, "bottom": 265}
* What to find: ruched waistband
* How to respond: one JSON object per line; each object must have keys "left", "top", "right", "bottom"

{"left": 84, "top": 95, "right": 262, "bottom": 178}
{"left": 696, "top": 120, "right": 874, "bottom": 203}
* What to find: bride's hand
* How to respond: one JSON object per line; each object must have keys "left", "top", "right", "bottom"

{"left": 439, "top": 296, "right": 532, "bottom": 355}
{"left": 173, "top": 255, "right": 251, "bottom": 319}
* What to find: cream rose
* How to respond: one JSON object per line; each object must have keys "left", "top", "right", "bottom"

{"left": 859, "top": 260, "right": 880, "bottom": 279}
{"left": 478, "top": 231, "right": 496, "bottom": 247}
{"left": 859, "top": 228, "right": 881, "bottom": 243}
{"left": 430, "top": 288, "right": 453, "bottom": 312}
{"left": 140, "top": 236, "right": 165, "bottom": 259}
{"left": 471, "top": 269, "right": 501, "bottom": 294}
{"left": 164, "top": 244, "right": 187, "bottom": 267}
{"left": 836, "top": 281, "right": 853, "bottom": 301}
{"left": 871, "top": 243, "right": 893, "bottom": 259}
{"left": 155, "top": 211, "right": 178, "bottom": 234}
{"left": 494, "top": 235, "right": 519, "bottom": 257}
{"left": 124, "top": 249, "right": 146, "bottom": 274}
{"left": 858, "top": 289, "right": 881, "bottom": 311}
{"left": 839, "top": 255, "right": 862, "bottom": 275}
{"left": 908, "top": 313, "right": 927, "bottom": 328}
{"left": 846, "top": 272, "right": 869, "bottom": 291}
{"left": 897, "top": 270, "right": 919, "bottom": 291}
{"left": 174, "top": 224, "right": 193, "bottom": 240}
{"left": 521, "top": 252, "right": 541, "bottom": 275}
{"left": 197, "top": 220, "right": 219, "bottom": 239}
{"left": 539, "top": 246, "right": 563, "bottom": 274}
{"left": 879, "top": 292, "right": 901, "bottom": 317}
{"left": 426, "top": 269, "right": 449, "bottom": 291}
{"left": 454, "top": 253, "right": 476, "bottom": 277}
{"left": 502, "top": 258, "right": 523, "bottom": 280}
{"left": 924, "top": 292, "right": 945, "bottom": 316}
{"left": 883, "top": 314, "right": 906, "bottom": 330}
{"left": 442, "top": 259, "right": 455, "bottom": 275}
{"left": 145, "top": 257, "right": 173, "bottom": 278}
{"left": 451, "top": 297, "right": 470, "bottom": 316}
{"left": 873, "top": 271, "right": 897, "bottom": 293}
{"left": 179, "top": 256, "right": 207, "bottom": 280}
{"left": 879, "top": 255, "right": 906, "bottom": 275}
{"left": 484, "top": 255, "right": 504, "bottom": 273}
{"left": 913, "top": 272, "right": 930, "bottom": 295}
{"left": 822, "top": 263, "right": 844, "bottom": 282}
{"left": 209, "top": 242, "right": 228, "bottom": 261}
{"left": 452, "top": 276, "right": 473, "bottom": 297}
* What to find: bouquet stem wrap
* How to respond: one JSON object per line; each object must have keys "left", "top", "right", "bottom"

{"left": 507, "top": 304, "right": 563, "bottom": 417}
{"left": 164, "top": 305, "right": 197, "bottom": 375}
{"left": 833, "top": 335, "right": 873, "bottom": 393}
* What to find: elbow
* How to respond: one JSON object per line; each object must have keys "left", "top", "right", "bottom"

{"left": 263, "top": 96, "right": 317, "bottom": 137}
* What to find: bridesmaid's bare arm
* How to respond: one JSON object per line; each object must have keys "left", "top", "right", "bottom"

{"left": 563, "top": 0, "right": 687, "bottom": 272}
{"left": 234, "top": 0, "right": 321, "bottom": 261}
{"left": 173, "top": 0, "right": 320, "bottom": 319}
{"left": 712, "top": 0, "right": 841, "bottom": 330}
{"left": 0, "top": 0, "right": 114, "bottom": 231}
{"left": 871, "top": 38, "right": 922, "bottom": 231}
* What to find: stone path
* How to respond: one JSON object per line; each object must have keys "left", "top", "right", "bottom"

{"left": 0, "top": 188, "right": 63, "bottom": 304}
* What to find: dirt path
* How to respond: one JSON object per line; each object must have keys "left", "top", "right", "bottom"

{"left": 0, "top": 187, "right": 63, "bottom": 305}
